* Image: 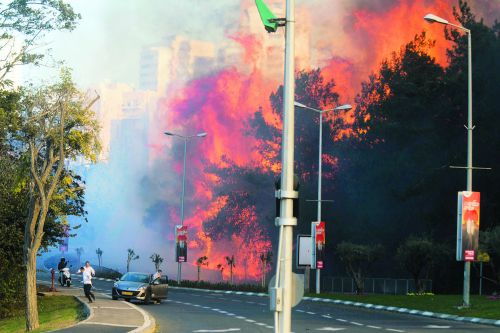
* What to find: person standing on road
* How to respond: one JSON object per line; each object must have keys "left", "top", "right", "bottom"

{"left": 77, "top": 261, "right": 96, "bottom": 303}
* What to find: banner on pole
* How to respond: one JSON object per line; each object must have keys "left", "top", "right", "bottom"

{"left": 311, "top": 222, "right": 325, "bottom": 269}
{"left": 59, "top": 224, "right": 69, "bottom": 253}
{"left": 456, "top": 191, "right": 480, "bottom": 261}
{"left": 175, "top": 225, "right": 188, "bottom": 263}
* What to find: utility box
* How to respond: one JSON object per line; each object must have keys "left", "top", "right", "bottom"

{"left": 269, "top": 287, "right": 283, "bottom": 312}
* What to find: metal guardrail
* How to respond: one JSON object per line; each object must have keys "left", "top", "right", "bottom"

{"left": 321, "top": 276, "right": 433, "bottom": 295}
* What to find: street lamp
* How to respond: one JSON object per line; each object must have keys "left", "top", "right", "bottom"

{"left": 164, "top": 130, "right": 207, "bottom": 284}
{"left": 295, "top": 102, "right": 352, "bottom": 295}
{"left": 424, "top": 13, "right": 473, "bottom": 307}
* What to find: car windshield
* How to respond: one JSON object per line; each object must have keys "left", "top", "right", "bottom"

{"left": 120, "top": 273, "right": 150, "bottom": 283}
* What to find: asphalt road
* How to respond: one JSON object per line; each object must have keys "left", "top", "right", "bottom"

{"left": 39, "top": 272, "right": 498, "bottom": 333}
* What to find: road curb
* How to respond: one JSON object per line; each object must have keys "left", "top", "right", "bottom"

{"left": 72, "top": 294, "right": 94, "bottom": 324}
{"left": 301, "top": 296, "right": 500, "bottom": 327}
{"left": 170, "top": 286, "right": 500, "bottom": 327}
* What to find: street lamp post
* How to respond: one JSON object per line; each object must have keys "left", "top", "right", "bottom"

{"left": 164, "top": 131, "right": 207, "bottom": 284}
{"left": 424, "top": 13, "right": 473, "bottom": 307}
{"left": 294, "top": 102, "right": 352, "bottom": 294}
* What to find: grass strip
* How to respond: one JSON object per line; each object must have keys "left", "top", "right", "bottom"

{"left": 0, "top": 295, "right": 85, "bottom": 333}
{"left": 307, "top": 293, "right": 500, "bottom": 320}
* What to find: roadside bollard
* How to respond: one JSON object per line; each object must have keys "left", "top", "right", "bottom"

{"left": 50, "top": 268, "right": 56, "bottom": 291}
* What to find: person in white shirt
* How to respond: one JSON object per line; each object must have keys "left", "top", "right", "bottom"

{"left": 152, "top": 269, "right": 162, "bottom": 281}
{"left": 77, "top": 261, "right": 96, "bottom": 303}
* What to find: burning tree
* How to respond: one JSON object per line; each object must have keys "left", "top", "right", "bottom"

{"left": 216, "top": 263, "right": 224, "bottom": 281}
{"left": 225, "top": 255, "right": 235, "bottom": 285}
{"left": 196, "top": 256, "right": 208, "bottom": 282}
{"left": 127, "top": 249, "right": 139, "bottom": 272}
{"left": 259, "top": 250, "right": 273, "bottom": 288}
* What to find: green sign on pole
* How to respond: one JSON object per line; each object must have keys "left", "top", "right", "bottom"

{"left": 255, "top": 0, "right": 278, "bottom": 33}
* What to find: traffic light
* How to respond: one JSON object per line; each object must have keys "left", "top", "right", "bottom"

{"left": 275, "top": 175, "right": 300, "bottom": 219}
{"left": 255, "top": 0, "right": 278, "bottom": 33}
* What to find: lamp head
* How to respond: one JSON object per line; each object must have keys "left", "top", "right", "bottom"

{"left": 334, "top": 104, "right": 353, "bottom": 111}
{"left": 424, "top": 14, "right": 449, "bottom": 25}
{"left": 197, "top": 132, "right": 207, "bottom": 138}
{"left": 164, "top": 131, "right": 174, "bottom": 136}
{"left": 294, "top": 101, "right": 308, "bottom": 108}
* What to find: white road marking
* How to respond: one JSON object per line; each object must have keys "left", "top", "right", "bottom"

{"left": 296, "top": 309, "right": 305, "bottom": 312}
{"left": 255, "top": 323, "right": 266, "bottom": 326}
{"left": 83, "top": 322, "right": 139, "bottom": 328}
{"left": 315, "top": 328, "right": 346, "bottom": 331}
{"left": 336, "top": 319, "right": 347, "bottom": 323}
{"left": 322, "top": 315, "right": 332, "bottom": 319}
{"left": 246, "top": 301, "right": 255, "bottom": 304}
{"left": 351, "top": 322, "right": 363, "bottom": 326}
{"left": 307, "top": 311, "right": 316, "bottom": 315}
{"left": 258, "top": 303, "right": 266, "bottom": 306}
{"left": 386, "top": 329, "right": 405, "bottom": 333}
{"left": 424, "top": 325, "right": 451, "bottom": 329}
{"left": 266, "top": 326, "right": 274, "bottom": 329}
{"left": 192, "top": 329, "right": 240, "bottom": 333}
{"left": 245, "top": 319, "right": 256, "bottom": 323}
{"left": 367, "top": 325, "right": 382, "bottom": 329}
{"left": 235, "top": 316, "right": 246, "bottom": 320}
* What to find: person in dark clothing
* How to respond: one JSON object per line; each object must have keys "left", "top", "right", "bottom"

{"left": 57, "top": 257, "right": 67, "bottom": 271}
{"left": 57, "top": 258, "right": 68, "bottom": 286}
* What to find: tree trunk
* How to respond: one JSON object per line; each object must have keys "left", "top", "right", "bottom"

{"left": 25, "top": 250, "right": 39, "bottom": 331}
{"left": 197, "top": 266, "right": 200, "bottom": 282}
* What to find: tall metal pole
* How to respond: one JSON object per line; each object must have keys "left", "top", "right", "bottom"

{"left": 177, "top": 138, "right": 188, "bottom": 284}
{"left": 463, "top": 30, "right": 472, "bottom": 307}
{"left": 277, "top": 0, "right": 295, "bottom": 331}
{"left": 316, "top": 112, "right": 322, "bottom": 294}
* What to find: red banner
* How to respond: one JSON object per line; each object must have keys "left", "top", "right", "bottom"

{"left": 461, "top": 192, "right": 480, "bottom": 261}
{"left": 175, "top": 225, "right": 188, "bottom": 262}
{"left": 315, "top": 222, "right": 325, "bottom": 269}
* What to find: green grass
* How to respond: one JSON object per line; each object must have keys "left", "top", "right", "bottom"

{"left": 0, "top": 295, "right": 85, "bottom": 333}
{"left": 307, "top": 293, "right": 500, "bottom": 320}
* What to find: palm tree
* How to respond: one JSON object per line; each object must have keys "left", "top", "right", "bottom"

{"left": 127, "top": 248, "right": 139, "bottom": 272}
{"left": 96, "top": 248, "right": 103, "bottom": 267}
{"left": 259, "top": 250, "right": 273, "bottom": 287}
{"left": 150, "top": 253, "right": 164, "bottom": 271}
{"left": 216, "top": 264, "right": 224, "bottom": 281}
{"left": 196, "top": 256, "right": 208, "bottom": 282}
{"left": 225, "top": 255, "right": 235, "bottom": 285}
{"left": 75, "top": 247, "right": 84, "bottom": 266}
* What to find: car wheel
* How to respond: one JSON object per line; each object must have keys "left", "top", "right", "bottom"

{"left": 144, "top": 290, "right": 152, "bottom": 305}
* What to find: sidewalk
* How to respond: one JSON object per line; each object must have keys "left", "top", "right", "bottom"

{"left": 41, "top": 286, "right": 155, "bottom": 333}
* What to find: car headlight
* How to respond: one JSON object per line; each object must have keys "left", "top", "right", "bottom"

{"left": 138, "top": 286, "right": 146, "bottom": 292}
{"left": 113, "top": 283, "right": 118, "bottom": 288}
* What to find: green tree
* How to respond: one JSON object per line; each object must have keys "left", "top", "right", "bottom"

{"left": 75, "top": 247, "right": 84, "bottom": 266}
{"left": 13, "top": 70, "right": 100, "bottom": 330}
{"left": 127, "top": 249, "right": 139, "bottom": 272}
{"left": 150, "top": 253, "right": 163, "bottom": 271}
{"left": 337, "top": 242, "right": 383, "bottom": 294}
{"left": 0, "top": 0, "right": 80, "bottom": 86}
{"left": 196, "top": 255, "right": 208, "bottom": 282}
{"left": 480, "top": 226, "right": 500, "bottom": 286}
{"left": 396, "top": 236, "right": 444, "bottom": 293}
{"left": 96, "top": 248, "right": 103, "bottom": 267}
